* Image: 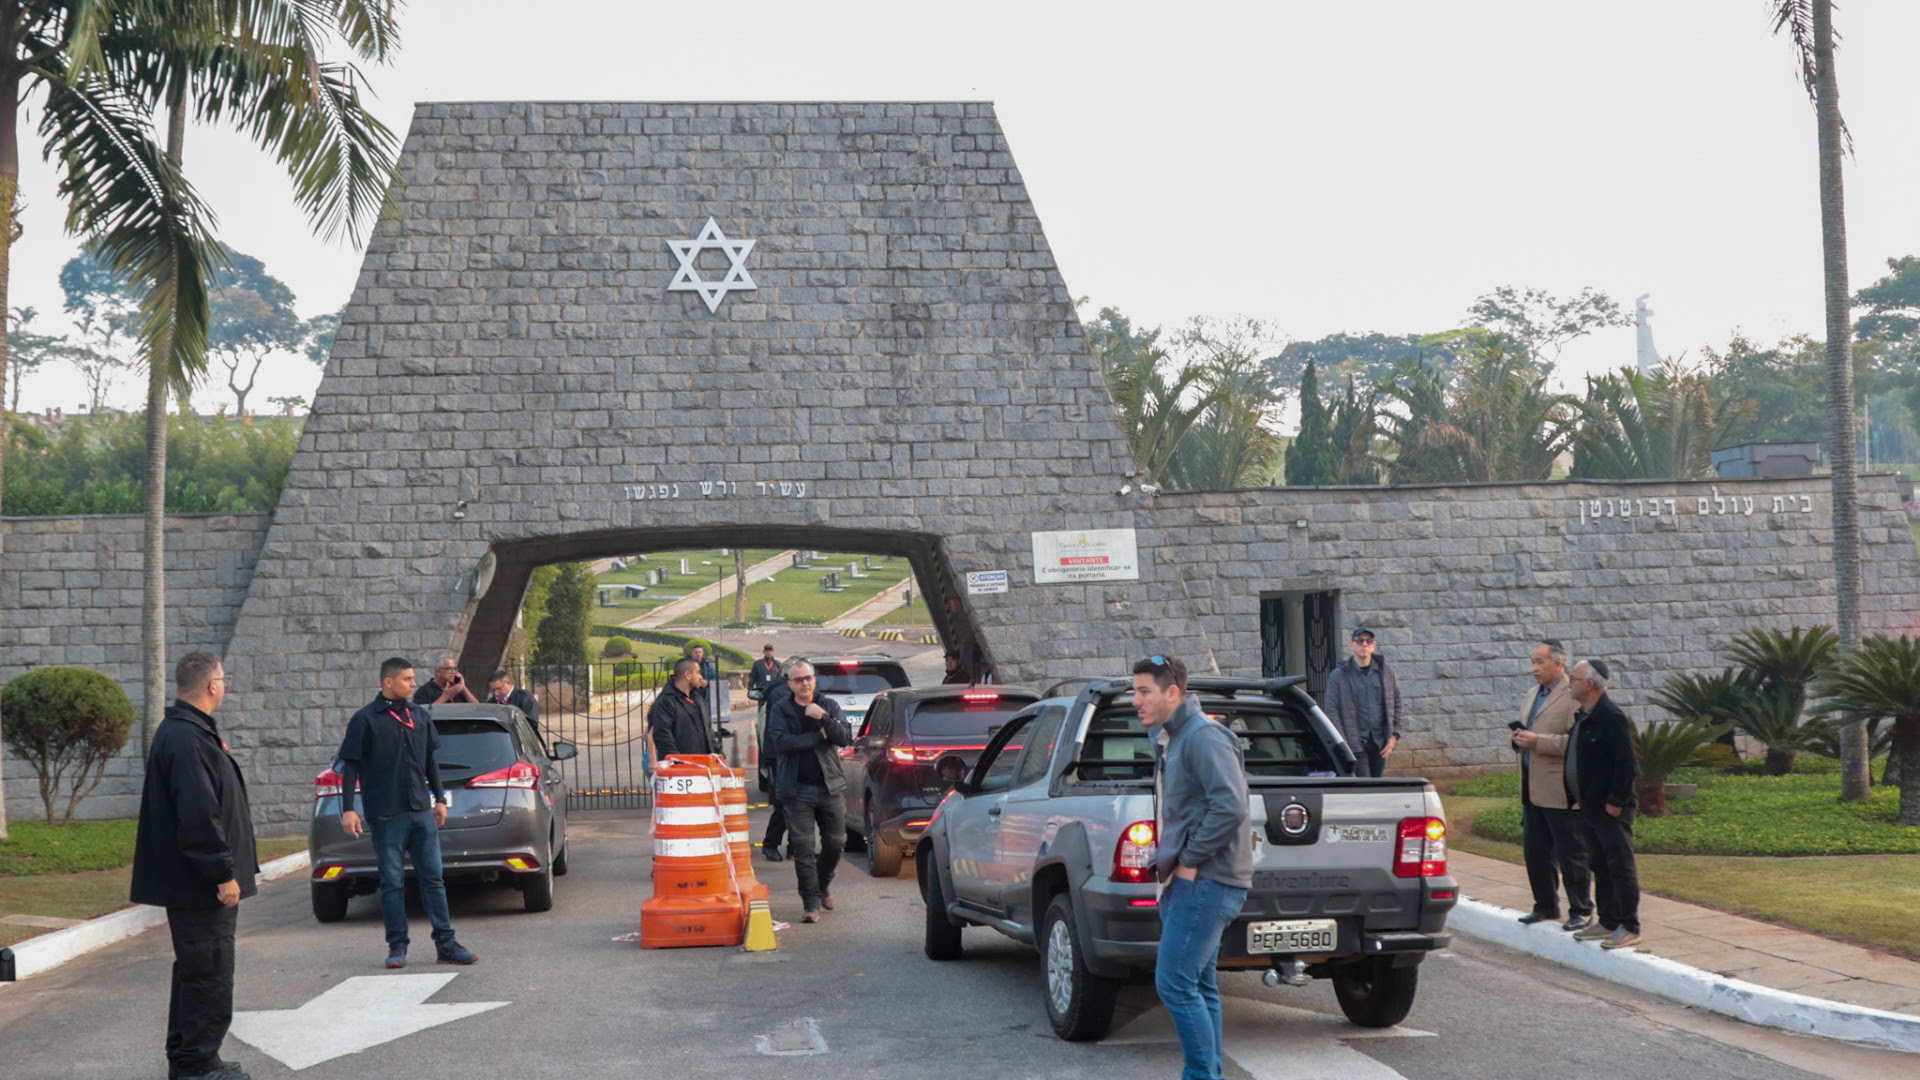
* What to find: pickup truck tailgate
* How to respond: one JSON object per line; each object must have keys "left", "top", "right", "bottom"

{"left": 1241, "top": 780, "right": 1449, "bottom": 928}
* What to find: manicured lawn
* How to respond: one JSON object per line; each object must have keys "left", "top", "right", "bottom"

{"left": 592, "top": 549, "right": 784, "bottom": 618}
{"left": 869, "top": 594, "right": 933, "bottom": 625}
{"left": 1443, "top": 763, "right": 1920, "bottom": 957}
{"left": 1, "top": 820, "right": 142, "bottom": 876}
{"left": 670, "top": 552, "right": 917, "bottom": 625}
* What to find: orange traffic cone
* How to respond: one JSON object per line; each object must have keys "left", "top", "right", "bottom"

{"left": 641, "top": 755, "right": 744, "bottom": 948}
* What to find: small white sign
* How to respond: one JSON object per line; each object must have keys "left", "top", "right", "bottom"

{"left": 965, "top": 570, "right": 1009, "bottom": 595}
{"left": 1031, "top": 528, "right": 1141, "bottom": 584}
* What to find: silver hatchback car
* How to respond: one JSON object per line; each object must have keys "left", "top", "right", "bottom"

{"left": 307, "top": 704, "right": 576, "bottom": 919}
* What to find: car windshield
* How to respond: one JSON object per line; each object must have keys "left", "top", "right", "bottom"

{"left": 908, "top": 697, "right": 1034, "bottom": 738}
{"left": 432, "top": 719, "right": 518, "bottom": 776}
{"left": 815, "top": 665, "right": 908, "bottom": 696}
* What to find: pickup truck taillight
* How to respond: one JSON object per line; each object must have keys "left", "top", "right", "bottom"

{"left": 1393, "top": 817, "right": 1447, "bottom": 878}
{"left": 1112, "top": 820, "right": 1157, "bottom": 883}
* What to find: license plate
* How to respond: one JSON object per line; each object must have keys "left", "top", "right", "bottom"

{"left": 1248, "top": 919, "right": 1338, "bottom": 954}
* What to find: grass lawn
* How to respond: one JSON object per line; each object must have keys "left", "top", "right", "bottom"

{"left": 1443, "top": 763, "right": 1920, "bottom": 957}
{"left": 671, "top": 551, "right": 917, "bottom": 625}
{"left": 869, "top": 594, "right": 933, "bottom": 626}
{"left": 0, "top": 826, "right": 306, "bottom": 947}
{"left": 592, "top": 548, "right": 784, "bottom": 619}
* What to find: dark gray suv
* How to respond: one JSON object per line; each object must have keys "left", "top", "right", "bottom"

{"left": 308, "top": 704, "right": 576, "bottom": 920}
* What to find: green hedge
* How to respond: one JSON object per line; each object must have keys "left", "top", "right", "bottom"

{"left": 587, "top": 626, "right": 749, "bottom": 665}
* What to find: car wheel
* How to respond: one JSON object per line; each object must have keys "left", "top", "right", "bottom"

{"left": 865, "top": 806, "right": 902, "bottom": 877}
{"left": 922, "top": 849, "right": 963, "bottom": 961}
{"left": 1332, "top": 956, "right": 1420, "bottom": 1028}
{"left": 1041, "top": 893, "right": 1119, "bottom": 1041}
{"left": 311, "top": 880, "right": 349, "bottom": 923}
{"left": 552, "top": 836, "right": 569, "bottom": 877}
{"left": 523, "top": 857, "right": 556, "bottom": 913}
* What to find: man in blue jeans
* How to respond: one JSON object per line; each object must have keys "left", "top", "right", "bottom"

{"left": 1137, "top": 654, "right": 1251, "bottom": 1080}
{"left": 338, "top": 657, "right": 478, "bottom": 969}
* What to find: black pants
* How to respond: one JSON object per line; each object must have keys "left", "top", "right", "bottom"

{"left": 762, "top": 803, "right": 788, "bottom": 850}
{"left": 1352, "top": 738, "right": 1388, "bottom": 778}
{"left": 1572, "top": 805, "right": 1640, "bottom": 933}
{"left": 165, "top": 903, "right": 238, "bottom": 1076}
{"left": 1520, "top": 790, "right": 1592, "bottom": 918}
{"left": 781, "top": 783, "right": 845, "bottom": 911}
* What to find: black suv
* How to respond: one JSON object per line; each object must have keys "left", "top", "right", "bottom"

{"left": 841, "top": 684, "right": 1038, "bottom": 876}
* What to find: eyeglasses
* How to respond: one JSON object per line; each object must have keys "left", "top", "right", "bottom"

{"left": 790, "top": 675, "right": 816, "bottom": 683}
{"left": 1352, "top": 638, "right": 1376, "bottom": 645}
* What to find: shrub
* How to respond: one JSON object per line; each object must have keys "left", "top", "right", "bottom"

{"left": 1686, "top": 742, "right": 1741, "bottom": 771}
{"left": 1, "top": 667, "right": 137, "bottom": 824}
{"left": 1632, "top": 717, "right": 1730, "bottom": 815}
{"left": 603, "top": 636, "right": 634, "bottom": 658}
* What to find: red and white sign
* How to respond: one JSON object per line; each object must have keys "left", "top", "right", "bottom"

{"left": 1031, "top": 528, "right": 1140, "bottom": 584}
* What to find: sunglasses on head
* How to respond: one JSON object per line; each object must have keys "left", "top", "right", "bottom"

{"left": 1143, "top": 654, "right": 1168, "bottom": 667}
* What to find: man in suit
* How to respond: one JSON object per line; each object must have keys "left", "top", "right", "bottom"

{"left": 131, "top": 651, "right": 259, "bottom": 1080}
{"left": 1565, "top": 659, "right": 1643, "bottom": 950}
{"left": 486, "top": 669, "right": 540, "bottom": 734}
{"left": 1508, "top": 640, "right": 1593, "bottom": 931}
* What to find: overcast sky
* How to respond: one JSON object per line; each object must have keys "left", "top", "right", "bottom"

{"left": 11, "top": 0, "right": 1920, "bottom": 415}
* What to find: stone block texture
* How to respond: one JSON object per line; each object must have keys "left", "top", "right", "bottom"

{"left": 0, "top": 512, "right": 271, "bottom": 821}
{"left": 4, "top": 103, "right": 1917, "bottom": 824}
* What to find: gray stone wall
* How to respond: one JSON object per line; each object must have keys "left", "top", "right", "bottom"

{"left": 7, "top": 102, "right": 1912, "bottom": 825}
{"left": 0, "top": 512, "right": 272, "bottom": 822}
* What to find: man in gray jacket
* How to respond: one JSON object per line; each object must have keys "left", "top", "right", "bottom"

{"left": 1138, "top": 654, "right": 1250, "bottom": 1080}
{"left": 1321, "top": 626, "right": 1404, "bottom": 777}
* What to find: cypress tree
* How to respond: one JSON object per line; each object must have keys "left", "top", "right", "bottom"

{"left": 1286, "top": 358, "right": 1337, "bottom": 485}
{"left": 534, "top": 562, "right": 596, "bottom": 667}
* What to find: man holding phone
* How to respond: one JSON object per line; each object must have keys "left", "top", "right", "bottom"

{"left": 1507, "top": 640, "right": 1592, "bottom": 931}
{"left": 415, "top": 655, "right": 479, "bottom": 706}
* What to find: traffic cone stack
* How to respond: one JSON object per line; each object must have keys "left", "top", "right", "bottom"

{"left": 719, "top": 767, "right": 770, "bottom": 907}
{"left": 640, "top": 755, "right": 745, "bottom": 948}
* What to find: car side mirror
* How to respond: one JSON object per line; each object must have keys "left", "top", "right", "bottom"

{"left": 934, "top": 754, "right": 968, "bottom": 790}
{"left": 549, "top": 741, "right": 579, "bottom": 762}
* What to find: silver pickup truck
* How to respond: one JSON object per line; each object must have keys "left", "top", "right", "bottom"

{"left": 917, "top": 676, "right": 1455, "bottom": 1040}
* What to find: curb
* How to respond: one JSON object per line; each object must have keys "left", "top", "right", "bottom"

{"left": 3, "top": 849, "right": 310, "bottom": 985}
{"left": 1449, "top": 896, "right": 1920, "bottom": 1054}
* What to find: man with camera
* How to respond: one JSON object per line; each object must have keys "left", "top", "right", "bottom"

{"left": 414, "top": 655, "right": 479, "bottom": 706}
{"left": 765, "top": 660, "right": 852, "bottom": 922}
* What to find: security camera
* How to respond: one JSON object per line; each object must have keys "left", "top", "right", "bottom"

{"left": 1117, "top": 483, "right": 1134, "bottom": 496}
{"left": 1139, "top": 484, "right": 1161, "bottom": 496}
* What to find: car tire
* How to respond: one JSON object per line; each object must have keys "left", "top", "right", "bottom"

{"left": 523, "top": 858, "right": 556, "bottom": 913}
{"left": 311, "top": 880, "right": 349, "bottom": 923}
{"left": 1041, "top": 893, "right": 1119, "bottom": 1042}
{"left": 922, "top": 850, "right": 964, "bottom": 961}
{"left": 552, "top": 839, "right": 570, "bottom": 877}
{"left": 1332, "top": 956, "right": 1420, "bottom": 1028}
{"left": 865, "top": 806, "right": 902, "bottom": 877}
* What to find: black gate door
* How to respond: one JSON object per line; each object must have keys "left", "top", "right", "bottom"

{"left": 509, "top": 660, "right": 668, "bottom": 812}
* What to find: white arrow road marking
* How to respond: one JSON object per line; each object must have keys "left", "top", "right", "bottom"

{"left": 228, "top": 973, "right": 508, "bottom": 1071}
{"left": 1104, "top": 994, "right": 1433, "bottom": 1080}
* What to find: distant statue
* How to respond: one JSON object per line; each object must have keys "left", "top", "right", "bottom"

{"left": 1635, "top": 294, "right": 1659, "bottom": 375}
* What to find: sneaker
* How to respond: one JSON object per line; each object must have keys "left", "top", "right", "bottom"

{"left": 820, "top": 892, "right": 835, "bottom": 911}
{"left": 1518, "top": 911, "right": 1558, "bottom": 926}
{"left": 436, "top": 942, "right": 479, "bottom": 965}
{"left": 1562, "top": 915, "right": 1593, "bottom": 933}
{"left": 1573, "top": 922, "right": 1614, "bottom": 941}
{"left": 384, "top": 945, "right": 407, "bottom": 969}
{"left": 171, "top": 1060, "right": 243, "bottom": 1080}
{"left": 800, "top": 910, "right": 820, "bottom": 924}
{"left": 1601, "top": 928, "right": 1642, "bottom": 950}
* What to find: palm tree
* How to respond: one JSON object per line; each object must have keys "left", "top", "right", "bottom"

{"left": 1633, "top": 717, "right": 1730, "bottom": 816}
{"left": 126, "top": 2, "right": 399, "bottom": 751}
{"left": 1815, "top": 635, "right": 1920, "bottom": 824}
{"left": 1571, "top": 359, "right": 1756, "bottom": 479}
{"left": 1769, "top": 0, "right": 1868, "bottom": 801}
{"left": 1381, "top": 333, "right": 1577, "bottom": 483}
{"left": 1088, "top": 309, "right": 1219, "bottom": 487}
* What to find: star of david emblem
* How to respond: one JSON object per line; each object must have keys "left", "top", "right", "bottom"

{"left": 666, "top": 217, "right": 757, "bottom": 313}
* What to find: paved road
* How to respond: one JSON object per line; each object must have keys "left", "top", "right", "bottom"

{"left": 1, "top": 812, "right": 1911, "bottom": 1080}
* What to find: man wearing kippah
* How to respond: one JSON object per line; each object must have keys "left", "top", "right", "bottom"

{"left": 1565, "top": 659, "right": 1643, "bottom": 950}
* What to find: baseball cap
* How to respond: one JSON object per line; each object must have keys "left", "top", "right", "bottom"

{"left": 1351, "top": 626, "right": 1375, "bottom": 641}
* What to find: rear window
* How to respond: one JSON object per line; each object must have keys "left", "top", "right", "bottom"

{"left": 907, "top": 696, "right": 1036, "bottom": 738}
{"left": 1075, "top": 704, "right": 1336, "bottom": 780}
{"left": 815, "top": 664, "right": 909, "bottom": 696}
{"left": 432, "top": 719, "right": 518, "bottom": 778}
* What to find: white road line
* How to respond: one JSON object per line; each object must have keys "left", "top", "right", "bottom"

{"left": 228, "top": 973, "right": 507, "bottom": 1071}
{"left": 1104, "top": 995, "right": 1432, "bottom": 1080}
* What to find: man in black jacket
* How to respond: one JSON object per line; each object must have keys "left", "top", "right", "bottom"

{"left": 756, "top": 676, "right": 792, "bottom": 861}
{"left": 337, "top": 657, "right": 478, "bottom": 969}
{"left": 766, "top": 660, "right": 852, "bottom": 922}
{"left": 485, "top": 668, "right": 540, "bottom": 734}
{"left": 131, "top": 651, "right": 259, "bottom": 1080}
{"left": 1564, "top": 659, "right": 1643, "bottom": 950}
{"left": 648, "top": 658, "right": 714, "bottom": 758}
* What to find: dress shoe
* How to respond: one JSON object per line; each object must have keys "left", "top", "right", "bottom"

{"left": 171, "top": 1060, "right": 241, "bottom": 1080}
{"left": 179, "top": 1066, "right": 251, "bottom": 1080}
{"left": 1562, "top": 915, "right": 1592, "bottom": 933}
{"left": 761, "top": 844, "right": 785, "bottom": 862}
{"left": 1573, "top": 922, "right": 1614, "bottom": 941}
{"left": 1518, "top": 911, "right": 1558, "bottom": 926}
{"left": 1601, "top": 928, "right": 1642, "bottom": 950}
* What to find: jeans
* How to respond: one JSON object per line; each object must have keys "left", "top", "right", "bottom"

{"left": 165, "top": 903, "right": 237, "bottom": 1077}
{"left": 780, "top": 783, "right": 845, "bottom": 910}
{"left": 368, "top": 809, "right": 456, "bottom": 949}
{"left": 1572, "top": 805, "right": 1640, "bottom": 933}
{"left": 1521, "top": 789, "right": 1592, "bottom": 918}
{"left": 1155, "top": 875, "right": 1249, "bottom": 1080}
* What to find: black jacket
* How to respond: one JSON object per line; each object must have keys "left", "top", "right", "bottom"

{"left": 337, "top": 695, "right": 445, "bottom": 819}
{"left": 649, "top": 683, "right": 714, "bottom": 758}
{"left": 1566, "top": 693, "right": 1638, "bottom": 811}
{"left": 766, "top": 692, "right": 852, "bottom": 802}
{"left": 131, "top": 702, "right": 260, "bottom": 909}
{"left": 491, "top": 686, "right": 540, "bottom": 731}
{"left": 747, "top": 658, "right": 783, "bottom": 697}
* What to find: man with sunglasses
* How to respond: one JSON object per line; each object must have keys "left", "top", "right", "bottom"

{"left": 765, "top": 660, "right": 853, "bottom": 922}
{"left": 1137, "top": 653, "right": 1251, "bottom": 1080}
{"left": 1322, "top": 626, "right": 1404, "bottom": 777}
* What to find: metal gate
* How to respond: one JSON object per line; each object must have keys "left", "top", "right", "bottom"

{"left": 508, "top": 659, "right": 670, "bottom": 812}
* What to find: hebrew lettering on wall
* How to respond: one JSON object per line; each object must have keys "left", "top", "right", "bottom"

{"left": 624, "top": 478, "right": 807, "bottom": 501}
{"left": 1575, "top": 486, "right": 1815, "bottom": 525}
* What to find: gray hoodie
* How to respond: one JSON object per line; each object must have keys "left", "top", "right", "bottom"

{"left": 1155, "top": 696, "right": 1254, "bottom": 889}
